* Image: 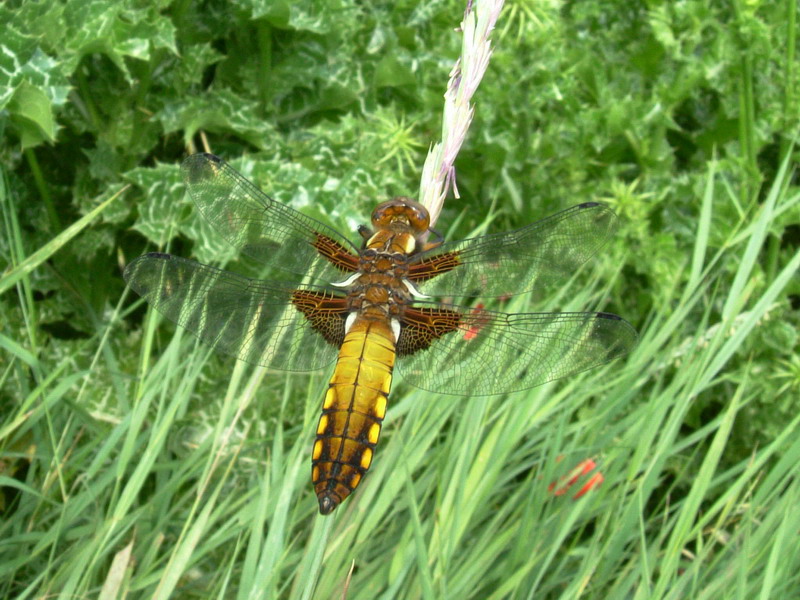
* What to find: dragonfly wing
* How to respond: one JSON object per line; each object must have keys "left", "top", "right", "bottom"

{"left": 182, "top": 153, "right": 360, "bottom": 283}
{"left": 408, "top": 202, "right": 617, "bottom": 298}
{"left": 123, "top": 253, "right": 344, "bottom": 371}
{"left": 396, "top": 301, "right": 637, "bottom": 395}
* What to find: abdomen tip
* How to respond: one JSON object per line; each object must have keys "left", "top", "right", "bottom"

{"left": 318, "top": 496, "right": 338, "bottom": 515}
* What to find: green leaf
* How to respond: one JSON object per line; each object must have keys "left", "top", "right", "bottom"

{"left": 59, "top": 0, "right": 178, "bottom": 81}
{"left": 245, "top": 0, "right": 354, "bottom": 33}
{"left": 375, "top": 53, "right": 416, "bottom": 89}
{"left": 7, "top": 80, "right": 57, "bottom": 148}
{"left": 156, "top": 89, "right": 276, "bottom": 150}
{"left": 0, "top": 22, "right": 70, "bottom": 116}
{"left": 125, "top": 163, "right": 188, "bottom": 248}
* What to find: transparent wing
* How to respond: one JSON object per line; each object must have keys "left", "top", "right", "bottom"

{"left": 397, "top": 302, "right": 637, "bottom": 396}
{"left": 182, "top": 153, "right": 360, "bottom": 284}
{"left": 410, "top": 203, "right": 617, "bottom": 298}
{"left": 123, "top": 253, "right": 343, "bottom": 371}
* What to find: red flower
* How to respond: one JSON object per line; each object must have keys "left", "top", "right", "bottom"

{"left": 548, "top": 458, "right": 603, "bottom": 499}
{"left": 463, "top": 303, "right": 487, "bottom": 341}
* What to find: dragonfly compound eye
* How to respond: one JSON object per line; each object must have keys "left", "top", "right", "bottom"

{"left": 372, "top": 197, "right": 430, "bottom": 233}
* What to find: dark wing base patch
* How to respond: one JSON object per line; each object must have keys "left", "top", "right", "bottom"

{"left": 291, "top": 290, "right": 349, "bottom": 347}
{"left": 397, "top": 306, "right": 462, "bottom": 356}
{"left": 407, "top": 252, "right": 460, "bottom": 283}
{"left": 312, "top": 234, "right": 360, "bottom": 272}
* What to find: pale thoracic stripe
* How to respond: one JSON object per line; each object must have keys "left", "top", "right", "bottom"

{"left": 401, "top": 277, "right": 429, "bottom": 299}
{"left": 331, "top": 272, "right": 360, "bottom": 288}
{"left": 344, "top": 312, "right": 357, "bottom": 334}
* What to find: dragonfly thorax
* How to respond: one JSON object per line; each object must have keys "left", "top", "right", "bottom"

{"left": 346, "top": 271, "right": 413, "bottom": 316}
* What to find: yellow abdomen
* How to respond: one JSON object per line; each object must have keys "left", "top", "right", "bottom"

{"left": 312, "top": 313, "right": 395, "bottom": 514}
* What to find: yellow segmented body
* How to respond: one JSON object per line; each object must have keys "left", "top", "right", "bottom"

{"left": 312, "top": 309, "right": 396, "bottom": 514}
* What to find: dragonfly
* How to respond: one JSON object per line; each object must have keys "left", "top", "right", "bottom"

{"left": 124, "top": 153, "right": 637, "bottom": 515}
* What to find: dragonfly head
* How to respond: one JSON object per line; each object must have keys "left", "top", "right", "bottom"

{"left": 372, "top": 197, "right": 430, "bottom": 234}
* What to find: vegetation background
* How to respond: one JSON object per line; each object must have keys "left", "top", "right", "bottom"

{"left": 1, "top": 0, "right": 799, "bottom": 598}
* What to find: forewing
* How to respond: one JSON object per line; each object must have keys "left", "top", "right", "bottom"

{"left": 182, "top": 153, "right": 360, "bottom": 283}
{"left": 123, "top": 253, "right": 344, "bottom": 371}
{"left": 408, "top": 202, "right": 617, "bottom": 298}
{"left": 396, "top": 302, "right": 637, "bottom": 396}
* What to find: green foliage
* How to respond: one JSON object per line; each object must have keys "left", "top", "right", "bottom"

{"left": 1, "top": 0, "right": 799, "bottom": 598}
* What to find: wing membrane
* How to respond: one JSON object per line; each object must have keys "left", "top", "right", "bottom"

{"left": 182, "top": 153, "right": 359, "bottom": 283}
{"left": 123, "top": 253, "right": 343, "bottom": 371}
{"left": 410, "top": 202, "right": 617, "bottom": 298}
{"left": 396, "top": 302, "right": 637, "bottom": 395}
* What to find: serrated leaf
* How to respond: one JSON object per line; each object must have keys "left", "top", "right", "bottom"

{"left": 244, "top": 0, "right": 354, "bottom": 33}
{"left": 60, "top": 0, "right": 177, "bottom": 81}
{"left": 156, "top": 89, "right": 275, "bottom": 150}
{"left": 113, "top": 11, "right": 178, "bottom": 59}
{"left": 126, "top": 163, "right": 187, "bottom": 247}
{"left": 0, "top": 25, "right": 70, "bottom": 112}
{"left": 21, "top": 49, "right": 71, "bottom": 106}
{"left": 153, "top": 43, "right": 222, "bottom": 95}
